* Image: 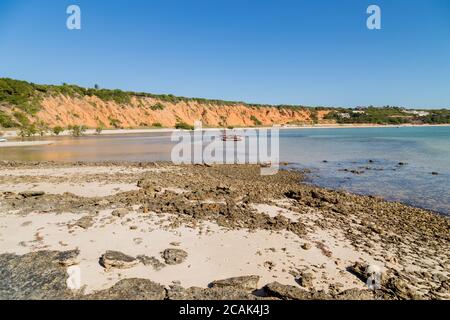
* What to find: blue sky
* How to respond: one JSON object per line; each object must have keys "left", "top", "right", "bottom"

{"left": 0, "top": 0, "right": 449, "bottom": 108}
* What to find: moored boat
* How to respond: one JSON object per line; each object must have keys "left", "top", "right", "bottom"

{"left": 221, "top": 134, "right": 243, "bottom": 141}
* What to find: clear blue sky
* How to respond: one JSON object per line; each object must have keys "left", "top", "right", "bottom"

{"left": 1, "top": 0, "right": 449, "bottom": 108}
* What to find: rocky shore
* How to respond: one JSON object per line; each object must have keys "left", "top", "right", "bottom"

{"left": 0, "top": 161, "right": 448, "bottom": 300}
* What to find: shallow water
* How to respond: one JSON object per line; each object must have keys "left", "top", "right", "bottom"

{"left": 1, "top": 126, "right": 449, "bottom": 215}
{"left": 279, "top": 126, "right": 450, "bottom": 216}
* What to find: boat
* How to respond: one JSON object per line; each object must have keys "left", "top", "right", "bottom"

{"left": 0, "top": 138, "right": 7, "bottom": 142}
{"left": 221, "top": 133, "right": 243, "bottom": 142}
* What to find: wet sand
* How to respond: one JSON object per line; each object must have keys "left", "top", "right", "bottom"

{"left": 0, "top": 141, "right": 54, "bottom": 148}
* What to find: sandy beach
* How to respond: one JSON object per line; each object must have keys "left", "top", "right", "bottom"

{"left": 0, "top": 162, "right": 448, "bottom": 300}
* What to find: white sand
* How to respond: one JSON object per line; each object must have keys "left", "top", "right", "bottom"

{"left": 0, "top": 182, "right": 139, "bottom": 197}
{"left": 0, "top": 141, "right": 54, "bottom": 148}
{"left": 0, "top": 166, "right": 177, "bottom": 197}
{"left": 0, "top": 207, "right": 380, "bottom": 294}
{"left": 0, "top": 166, "right": 174, "bottom": 177}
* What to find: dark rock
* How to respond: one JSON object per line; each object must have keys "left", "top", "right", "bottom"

{"left": 85, "top": 278, "right": 165, "bottom": 300}
{"left": 136, "top": 255, "right": 166, "bottom": 271}
{"left": 347, "top": 262, "right": 368, "bottom": 282}
{"left": 336, "top": 288, "right": 375, "bottom": 300}
{"left": 137, "top": 179, "right": 161, "bottom": 192}
{"left": 19, "top": 191, "right": 45, "bottom": 198}
{"left": 111, "top": 208, "right": 129, "bottom": 218}
{"left": 296, "top": 272, "right": 314, "bottom": 288}
{"left": 167, "top": 285, "right": 260, "bottom": 300}
{"left": 0, "top": 250, "right": 78, "bottom": 300}
{"left": 74, "top": 215, "right": 94, "bottom": 229}
{"left": 56, "top": 250, "right": 80, "bottom": 267}
{"left": 285, "top": 190, "right": 302, "bottom": 201}
{"left": 263, "top": 282, "right": 327, "bottom": 300}
{"left": 210, "top": 275, "right": 260, "bottom": 291}
{"left": 99, "top": 251, "right": 138, "bottom": 270}
{"left": 161, "top": 249, "right": 188, "bottom": 265}
{"left": 383, "top": 277, "right": 420, "bottom": 300}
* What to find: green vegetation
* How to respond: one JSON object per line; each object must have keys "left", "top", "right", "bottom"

{"left": 325, "top": 107, "right": 412, "bottom": 125}
{"left": 310, "top": 109, "right": 319, "bottom": 124}
{"left": 323, "top": 106, "right": 450, "bottom": 125}
{"left": 150, "top": 102, "right": 165, "bottom": 111}
{"left": 250, "top": 115, "right": 262, "bottom": 126}
{"left": 13, "top": 111, "right": 30, "bottom": 126}
{"left": 18, "top": 123, "right": 37, "bottom": 138}
{"left": 0, "top": 78, "right": 41, "bottom": 115}
{"left": 0, "top": 111, "right": 17, "bottom": 128}
{"left": 35, "top": 120, "right": 49, "bottom": 136}
{"left": 95, "top": 126, "right": 103, "bottom": 135}
{"left": 152, "top": 122, "right": 163, "bottom": 128}
{"left": 108, "top": 118, "right": 122, "bottom": 128}
{"left": 52, "top": 126, "right": 64, "bottom": 135}
{"left": 68, "top": 125, "right": 87, "bottom": 137}
{"left": 1, "top": 78, "right": 450, "bottom": 128}
{"left": 175, "top": 121, "right": 194, "bottom": 130}
{"left": 420, "top": 109, "right": 450, "bottom": 124}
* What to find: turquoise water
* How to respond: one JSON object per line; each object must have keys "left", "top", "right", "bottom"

{"left": 1, "top": 126, "right": 449, "bottom": 215}
{"left": 279, "top": 126, "right": 450, "bottom": 215}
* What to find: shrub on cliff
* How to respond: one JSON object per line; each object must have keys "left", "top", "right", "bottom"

{"left": 0, "top": 78, "right": 42, "bottom": 115}
{"left": 0, "top": 111, "right": 17, "bottom": 128}
{"left": 250, "top": 115, "right": 262, "bottom": 126}
{"left": 150, "top": 103, "right": 165, "bottom": 111}
{"left": 175, "top": 122, "right": 194, "bottom": 130}
{"left": 109, "top": 118, "right": 122, "bottom": 129}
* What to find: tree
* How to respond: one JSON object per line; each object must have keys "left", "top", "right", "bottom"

{"left": 35, "top": 120, "right": 49, "bottom": 136}
{"left": 175, "top": 122, "right": 194, "bottom": 130}
{"left": 69, "top": 125, "right": 87, "bottom": 137}
{"left": 53, "top": 126, "right": 64, "bottom": 136}
{"left": 18, "top": 123, "right": 37, "bottom": 138}
{"left": 94, "top": 84, "right": 100, "bottom": 90}
{"left": 95, "top": 126, "right": 103, "bottom": 135}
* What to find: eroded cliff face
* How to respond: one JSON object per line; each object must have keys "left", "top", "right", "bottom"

{"left": 34, "top": 95, "right": 332, "bottom": 128}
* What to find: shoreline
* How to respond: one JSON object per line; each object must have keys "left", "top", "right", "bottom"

{"left": 0, "top": 141, "right": 54, "bottom": 148}
{"left": 0, "top": 161, "right": 448, "bottom": 300}
{"left": 1, "top": 123, "right": 450, "bottom": 140}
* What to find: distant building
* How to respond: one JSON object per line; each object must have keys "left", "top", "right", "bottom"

{"left": 338, "top": 113, "right": 351, "bottom": 119}
{"left": 404, "top": 110, "right": 430, "bottom": 117}
{"left": 352, "top": 110, "right": 366, "bottom": 115}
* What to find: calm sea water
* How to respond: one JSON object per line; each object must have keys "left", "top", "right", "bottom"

{"left": 1, "top": 126, "right": 449, "bottom": 215}
{"left": 279, "top": 126, "right": 450, "bottom": 216}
